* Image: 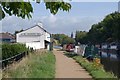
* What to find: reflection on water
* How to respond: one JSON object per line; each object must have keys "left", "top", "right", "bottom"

{"left": 0, "top": 48, "right": 1, "bottom": 60}
{"left": 53, "top": 46, "right": 62, "bottom": 49}
{"left": 100, "top": 46, "right": 120, "bottom": 78}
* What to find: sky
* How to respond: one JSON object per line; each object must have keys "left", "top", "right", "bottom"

{"left": 1, "top": 2, "right": 119, "bottom": 36}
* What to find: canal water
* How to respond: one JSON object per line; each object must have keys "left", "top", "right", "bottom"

{"left": 100, "top": 45, "right": 120, "bottom": 78}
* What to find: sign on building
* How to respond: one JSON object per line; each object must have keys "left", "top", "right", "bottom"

{"left": 19, "top": 33, "right": 42, "bottom": 37}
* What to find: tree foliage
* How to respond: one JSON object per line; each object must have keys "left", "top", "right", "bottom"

{"left": 0, "top": 2, "right": 33, "bottom": 20}
{"left": 0, "top": 1, "right": 71, "bottom": 20}
{"left": 75, "top": 31, "right": 87, "bottom": 44}
{"left": 2, "top": 43, "right": 28, "bottom": 60}
{"left": 75, "top": 12, "right": 120, "bottom": 44}
{"left": 52, "top": 34, "right": 75, "bottom": 46}
{"left": 45, "top": 2, "right": 71, "bottom": 15}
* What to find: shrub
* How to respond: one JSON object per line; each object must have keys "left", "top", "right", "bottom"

{"left": 2, "top": 43, "right": 29, "bottom": 60}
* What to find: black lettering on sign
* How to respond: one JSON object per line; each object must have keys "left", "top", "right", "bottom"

{"left": 19, "top": 33, "right": 42, "bottom": 37}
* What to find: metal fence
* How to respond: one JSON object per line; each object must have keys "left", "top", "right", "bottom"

{"left": 0, "top": 51, "right": 29, "bottom": 69}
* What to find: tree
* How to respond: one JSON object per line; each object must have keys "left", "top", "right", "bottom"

{"left": 86, "top": 12, "right": 120, "bottom": 44}
{"left": 52, "top": 33, "right": 75, "bottom": 46}
{"left": 102, "top": 12, "right": 120, "bottom": 42}
{"left": 75, "top": 31, "right": 87, "bottom": 44}
{"left": 87, "top": 23, "right": 105, "bottom": 44}
{"left": 75, "top": 12, "right": 120, "bottom": 45}
{"left": 0, "top": 1, "right": 71, "bottom": 20}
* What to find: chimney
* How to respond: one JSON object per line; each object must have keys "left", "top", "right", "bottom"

{"left": 37, "top": 22, "right": 43, "bottom": 28}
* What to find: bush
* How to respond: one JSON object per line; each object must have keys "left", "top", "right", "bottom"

{"left": 2, "top": 43, "right": 29, "bottom": 60}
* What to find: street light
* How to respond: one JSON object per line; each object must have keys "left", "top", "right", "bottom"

{"left": 47, "top": 34, "right": 53, "bottom": 51}
{"left": 118, "top": 1, "right": 120, "bottom": 13}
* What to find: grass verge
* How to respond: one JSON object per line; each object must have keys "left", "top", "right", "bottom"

{"left": 65, "top": 52, "right": 117, "bottom": 79}
{"left": 2, "top": 50, "right": 55, "bottom": 78}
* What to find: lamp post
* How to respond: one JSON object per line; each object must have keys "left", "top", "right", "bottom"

{"left": 47, "top": 34, "right": 53, "bottom": 51}
{"left": 50, "top": 34, "right": 53, "bottom": 51}
{"left": 118, "top": 1, "right": 120, "bottom": 13}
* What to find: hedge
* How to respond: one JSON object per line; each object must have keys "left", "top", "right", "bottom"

{"left": 2, "top": 43, "right": 29, "bottom": 60}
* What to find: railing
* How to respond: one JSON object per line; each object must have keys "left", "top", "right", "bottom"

{"left": 0, "top": 51, "right": 29, "bottom": 69}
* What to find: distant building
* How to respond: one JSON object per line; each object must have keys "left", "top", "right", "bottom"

{"left": 16, "top": 23, "right": 51, "bottom": 50}
{"left": 0, "top": 32, "right": 15, "bottom": 43}
{"left": 71, "top": 32, "right": 73, "bottom": 38}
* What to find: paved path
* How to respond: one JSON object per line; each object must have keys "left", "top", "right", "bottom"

{"left": 53, "top": 49, "right": 92, "bottom": 78}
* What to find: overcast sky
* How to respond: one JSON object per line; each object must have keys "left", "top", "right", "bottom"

{"left": 1, "top": 2, "right": 119, "bottom": 36}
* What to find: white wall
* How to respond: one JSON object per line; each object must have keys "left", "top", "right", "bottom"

{"left": 26, "top": 42, "right": 44, "bottom": 50}
{"left": 16, "top": 26, "right": 45, "bottom": 43}
{"left": 47, "top": 44, "right": 50, "bottom": 50}
{"left": 16, "top": 25, "right": 50, "bottom": 49}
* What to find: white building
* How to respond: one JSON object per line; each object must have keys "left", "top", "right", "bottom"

{"left": 16, "top": 23, "right": 51, "bottom": 50}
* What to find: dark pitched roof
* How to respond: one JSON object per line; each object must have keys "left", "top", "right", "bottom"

{"left": 0, "top": 33, "right": 15, "bottom": 39}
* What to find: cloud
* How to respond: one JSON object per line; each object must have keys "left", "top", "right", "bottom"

{"left": 41, "top": 16, "right": 103, "bottom": 35}
{"left": 1, "top": 14, "right": 103, "bottom": 36}
{"left": 1, "top": 16, "right": 36, "bottom": 33}
{"left": 40, "top": 14, "right": 57, "bottom": 28}
{"left": 48, "top": 14, "right": 57, "bottom": 23}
